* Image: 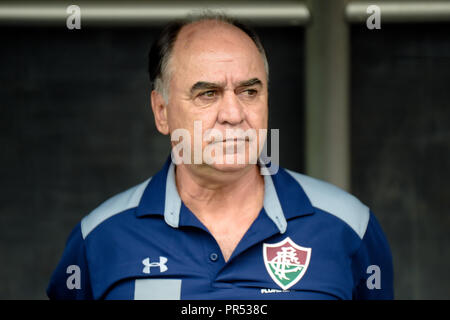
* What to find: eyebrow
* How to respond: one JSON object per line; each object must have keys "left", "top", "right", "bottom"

{"left": 190, "top": 78, "right": 263, "bottom": 95}
{"left": 237, "top": 78, "right": 262, "bottom": 88}
{"left": 190, "top": 81, "right": 222, "bottom": 94}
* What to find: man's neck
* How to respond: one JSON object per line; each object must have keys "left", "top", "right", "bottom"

{"left": 174, "top": 163, "right": 264, "bottom": 220}
{"left": 175, "top": 163, "right": 265, "bottom": 261}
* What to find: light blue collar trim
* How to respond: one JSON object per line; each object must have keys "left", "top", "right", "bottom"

{"left": 163, "top": 162, "right": 287, "bottom": 234}
{"left": 263, "top": 173, "right": 287, "bottom": 234}
{"left": 164, "top": 162, "right": 182, "bottom": 228}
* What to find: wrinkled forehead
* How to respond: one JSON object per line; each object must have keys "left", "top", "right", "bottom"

{"left": 170, "top": 20, "right": 266, "bottom": 80}
{"left": 175, "top": 20, "right": 255, "bottom": 50}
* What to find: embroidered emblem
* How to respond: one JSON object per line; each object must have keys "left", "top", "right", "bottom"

{"left": 263, "top": 237, "right": 311, "bottom": 290}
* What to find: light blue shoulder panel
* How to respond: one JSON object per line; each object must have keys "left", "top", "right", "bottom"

{"left": 285, "top": 170, "right": 370, "bottom": 239}
{"left": 80, "top": 178, "right": 152, "bottom": 239}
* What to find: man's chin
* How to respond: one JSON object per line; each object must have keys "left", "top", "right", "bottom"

{"left": 209, "top": 162, "right": 248, "bottom": 171}
{"left": 203, "top": 160, "right": 256, "bottom": 174}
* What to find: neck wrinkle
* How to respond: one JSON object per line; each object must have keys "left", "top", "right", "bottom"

{"left": 175, "top": 163, "right": 264, "bottom": 209}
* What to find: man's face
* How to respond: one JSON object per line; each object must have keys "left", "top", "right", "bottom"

{"left": 164, "top": 20, "right": 268, "bottom": 173}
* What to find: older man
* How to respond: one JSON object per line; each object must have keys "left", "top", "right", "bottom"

{"left": 47, "top": 14, "right": 393, "bottom": 300}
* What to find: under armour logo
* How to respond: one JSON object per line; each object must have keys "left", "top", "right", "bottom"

{"left": 142, "top": 256, "right": 168, "bottom": 274}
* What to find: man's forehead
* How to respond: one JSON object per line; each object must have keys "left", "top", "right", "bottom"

{"left": 173, "top": 20, "right": 260, "bottom": 58}
{"left": 177, "top": 20, "right": 245, "bottom": 45}
{"left": 171, "top": 20, "right": 265, "bottom": 84}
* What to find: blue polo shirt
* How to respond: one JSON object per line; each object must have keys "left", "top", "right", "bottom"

{"left": 47, "top": 158, "right": 393, "bottom": 300}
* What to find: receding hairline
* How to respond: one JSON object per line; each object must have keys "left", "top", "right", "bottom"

{"left": 150, "top": 14, "right": 269, "bottom": 103}
{"left": 176, "top": 18, "right": 257, "bottom": 48}
{"left": 168, "top": 19, "right": 268, "bottom": 81}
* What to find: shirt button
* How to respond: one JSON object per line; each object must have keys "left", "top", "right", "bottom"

{"left": 209, "top": 253, "right": 219, "bottom": 262}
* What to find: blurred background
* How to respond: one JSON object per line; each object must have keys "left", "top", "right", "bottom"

{"left": 0, "top": 0, "right": 449, "bottom": 299}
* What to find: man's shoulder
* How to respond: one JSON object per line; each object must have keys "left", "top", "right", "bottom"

{"left": 80, "top": 178, "right": 152, "bottom": 239}
{"left": 283, "top": 169, "right": 370, "bottom": 239}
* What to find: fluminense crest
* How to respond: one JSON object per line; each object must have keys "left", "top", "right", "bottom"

{"left": 263, "top": 237, "right": 311, "bottom": 290}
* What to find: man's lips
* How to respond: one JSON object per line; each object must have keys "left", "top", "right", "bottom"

{"left": 209, "top": 138, "right": 250, "bottom": 144}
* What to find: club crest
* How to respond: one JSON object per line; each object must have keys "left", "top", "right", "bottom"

{"left": 263, "top": 237, "right": 311, "bottom": 290}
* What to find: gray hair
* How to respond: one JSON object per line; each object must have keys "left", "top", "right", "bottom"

{"left": 148, "top": 12, "right": 269, "bottom": 104}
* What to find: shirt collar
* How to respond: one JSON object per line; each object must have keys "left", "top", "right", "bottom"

{"left": 136, "top": 157, "right": 314, "bottom": 233}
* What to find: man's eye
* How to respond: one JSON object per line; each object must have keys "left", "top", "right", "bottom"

{"left": 241, "top": 89, "right": 258, "bottom": 97}
{"left": 199, "top": 90, "right": 217, "bottom": 98}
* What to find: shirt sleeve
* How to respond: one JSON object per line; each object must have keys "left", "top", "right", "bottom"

{"left": 46, "top": 223, "right": 94, "bottom": 300}
{"left": 351, "top": 211, "right": 394, "bottom": 300}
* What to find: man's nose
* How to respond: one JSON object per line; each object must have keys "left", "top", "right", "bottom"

{"left": 217, "top": 91, "right": 245, "bottom": 125}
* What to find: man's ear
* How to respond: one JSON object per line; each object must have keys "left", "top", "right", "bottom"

{"left": 150, "top": 90, "right": 170, "bottom": 135}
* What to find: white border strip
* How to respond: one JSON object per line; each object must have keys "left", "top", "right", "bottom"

{"left": 346, "top": 1, "right": 450, "bottom": 23}
{"left": 0, "top": 1, "right": 310, "bottom": 26}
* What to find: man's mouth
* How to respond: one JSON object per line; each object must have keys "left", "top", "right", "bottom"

{"left": 210, "top": 137, "right": 250, "bottom": 144}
